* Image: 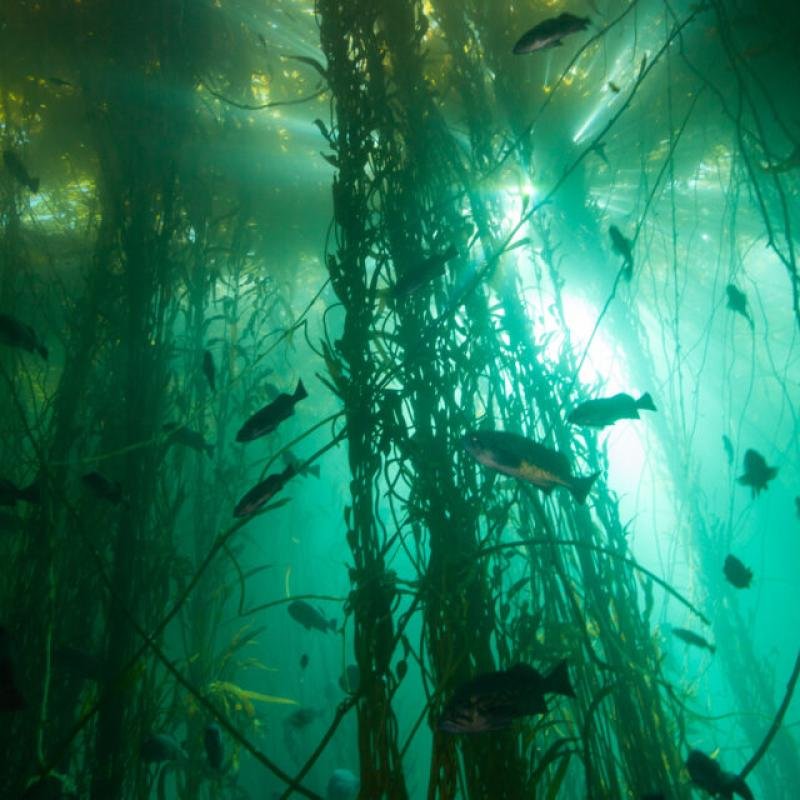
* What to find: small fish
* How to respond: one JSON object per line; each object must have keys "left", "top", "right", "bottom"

{"left": 686, "top": 749, "right": 754, "bottom": 800}
{"left": 568, "top": 392, "right": 656, "bottom": 428}
{"left": 55, "top": 644, "right": 105, "bottom": 682}
{"left": 737, "top": 449, "right": 777, "bottom": 498}
{"left": 46, "top": 76, "right": 73, "bottom": 87}
{"left": 725, "top": 284, "right": 754, "bottom": 329}
{"left": 284, "top": 706, "right": 319, "bottom": 730}
{"left": 140, "top": 733, "right": 186, "bottom": 763}
{"left": 590, "top": 141, "right": 609, "bottom": 166}
{"left": 796, "top": 496, "right": 800, "bottom": 519}
{"left": 0, "top": 478, "right": 41, "bottom": 507}
{"left": 462, "top": 430, "right": 599, "bottom": 505}
{"left": 513, "top": 13, "right": 590, "bottom": 54}
{"left": 339, "top": 664, "right": 360, "bottom": 693}
{"left": 202, "top": 349, "right": 216, "bottom": 392}
{"left": 236, "top": 379, "right": 308, "bottom": 442}
{"left": 0, "top": 626, "right": 25, "bottom": 712}
{"left": 299, "top": 653, "right": 309, "bottom": 670}
{"left": 609, "top": 225, "right": 634, "bottom": 281}
{"left": 672, "top": 627, "right": 715, "bottom": 653}
{"left": 722, "top": 434, "right": 734, "bottom": 465}
{"left": 3, "top": 150, "right": 39, "bottom": 193}
{"left": 388, "top": 245, "right": 458, "bottom": 300}
{"left": 0, "top": 313, "right": 47, "bottom": 359}
{"left": 233, "top": 464, "right": 295, "bottom": 517}
{"left": 439, "top": 660, "right": 574, "bottom": 733}
{"left": 282, "top": 449, "right": 321, "bottom": 479}
{"left": 163, "top": 423, "right": 214, "bottom": 458}
{"left": 327, "top": 768, "right": 359, "bottom": 800}
{"left": 608, "top": 81, "right": 621, "bottom": 93}
{"left": 288, "top": 600, "right": 336, "bottom": 633}
{"left": 82, "top": 472, "right": 124, "bottom": 505}
{"left": 723, "top": 555, "right": 753, "bottom": 589}
{"left": 204, "top": 723, "right": 224, "bottom": 770}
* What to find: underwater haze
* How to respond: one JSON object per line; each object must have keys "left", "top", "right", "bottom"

{"left": 1, "top": 0, "right": 799, "bottom": 798}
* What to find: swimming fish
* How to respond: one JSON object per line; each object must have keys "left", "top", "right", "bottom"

{"left": 81, "top": 472, "right": 124, "bottom": 505}
{"left": 233, "top": 464, "right": 295, "bottom": 517}
{"left": 0, "top": 313, "right": 47, "bottom": 359}
{"left": 3, "top": 150, "right": 39, "bottom": 192}
{"left": 299, "top": 653, "right": 309, "bottom": 670}
{"left": 163, "top": 423, "right": 214, "bottom": 458}
{"left": 140, "top": 733, "right": 186, "bottom": 763}
{"left": 202, "top": 349, "right": 216, "bottom": 392}
{"left": 439, "top": 660, "right": 574, "bottom": 733}
{"left": 0, "top": 478, "right": 41, "bottom": 507}
{"left": 725, "top": 284, "right": 753, "bottom": 329}
{"left": 0, "top": 626, "right": 25, "bottom": 712}
{"left": 204, "top": 723, "right": 224, "bottom": 770}
{"left": 567, "top": 392, "right": 656, "bottom": 428}
{"left": 737, "top": 449, "right": 777, "bottom": 498}
{"left": 609, "top": 225, "right": 634, "bottom": 281}
{"left": 686, "top": 749, "right": 754, "bottom": 800}
{"left": 284, "top": 706, "right": 319, "bottom": 730}
{"left": 672, "top": 627, "right": 715, "bottom": 653}
{"left": 236, "top": 380, "right": 308, "bottom": 442}
{"left": 722, "top": 435, "right": 734, "bottom": 465}
{"left": 513, "top": 13, "right": 590, "bottom": 54}
{"left": 287, "top": 600, "right": 336, "bottom": 633}
{"left": 388, "top": 245, "right": 458, "bottom": 300}
{"left": 723, "top": 555, "right": 752, "bottom": 589}
{"left": 462, "top": 430, "right": 599, "bottom": 505}
{"left": 326, "top": 769, "right": 359, "bottom": 800}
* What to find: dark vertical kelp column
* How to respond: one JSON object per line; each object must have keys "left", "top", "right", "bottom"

{"left": 317, "top": 0, "right": 694, "bottom": 797}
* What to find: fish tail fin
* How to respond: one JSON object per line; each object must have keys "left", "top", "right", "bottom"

{"left": 636, "top": 393, "right": 657, "bottom": 412}
{"left": 545, "top": 659, "right": 575, "bottom": 698}
{"left": 309, "top": 464, "right": 321, "bottom": 478}
{"left": 294, "top": 379, "right": 308, "bottom": 402}
{"left": 570, "top": 471, "right": 600, "bottom": 505}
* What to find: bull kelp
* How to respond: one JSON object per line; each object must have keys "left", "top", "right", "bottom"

{"left": 1, "top": 0, "right": 799, "bottom": 798}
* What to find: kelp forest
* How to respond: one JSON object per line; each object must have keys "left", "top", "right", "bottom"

{"left": 1, "top": 0, "right": 799, "bottom": 798}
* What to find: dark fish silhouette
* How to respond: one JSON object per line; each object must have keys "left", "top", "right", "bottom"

{"left": 236, "top": 379, "right": 307, "bottom": 442}
{"left": 202, "top": 349, "right": 216, "bottom": 392}
{"left": 327, "top": 769, "right": 359, "bottom": 800}
{"left": 281, "top": 449, "right": 320, "bottom": 478}
{"left": 609, "top": 225, "right": 634, "bottom": 281}
{"left": 722, "top": 434, "right": 734, "bottom": 466}
{"left": 82, "top": 472, "right": 124, "bottom": 505}
{"left": 3, "top": 150, "right": 39, "bottom": 192}
{"left": 339, "top": 664, "right": 360, "bottom": 693}
{"left": 288, "top": 600, "right": 336, "bottom": 633}
{"left": 234, "top": 464, "right": 294, "bottom": 517}
{"left": 389, "top": 245, "right": 458, "bottom": 299}
{"left": 725, "top": 284, "right": 753, "bottom": 329}
{"left": 284, "top": 706, "right": 319, "bottom": 729}
{"left": 0, "top": 313, "right": 47, "bottom": 359}
{"left": 300, "top": 653, "right": 309, "bottom": 670}
{"left": 796, "top": 496, "right": 800, "bottom": 519}
{"left": 462, "top": 430, "right": 599, "bottom": 504}
{"left": 439, "top": 660, "right": 574, "bottom": 733}
{"left": 513, "top": 13, "right": 590, "bottom": 54}
{"left": 568, "top": 392, "right": 656, "bottom": 428}
{"left": 0, "top": 626, "right": 25, "bottom": 712}
{"left": 723, "top": 555, "right": 753, "bottom": 589}
{"left": 140, "top": 733, "right": 186, "bottom": 763}
{"left": 672, "top": 627, "right": 715, "bottom": 653}
{"left": 204, "top": 723, "right": 224, "bottom": 770}
{"left": 686, "top": 749, "right": 754, "bottom": 800}
{"left": 0, "top": 478, "right": 41, "bottom": 507}
{"left": 737, "top": 449, "right": 777, "bottom": 498}
{"left": 163, "top": 423, "right": 214, "bottom": 458}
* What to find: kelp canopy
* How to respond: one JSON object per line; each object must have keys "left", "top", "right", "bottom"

{"left": 1, "top": 0, "right": 798, "bottom": 798}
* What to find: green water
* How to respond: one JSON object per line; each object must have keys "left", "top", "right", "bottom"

{"left": 1, "top": 0, "right": 798, "bottom": 798}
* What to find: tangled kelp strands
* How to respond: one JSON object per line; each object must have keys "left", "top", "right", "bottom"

{"left": 1, "top": 0, "right": 799, "bottom": 799}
